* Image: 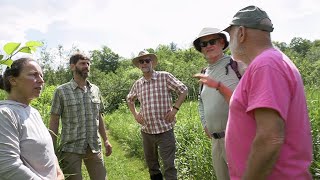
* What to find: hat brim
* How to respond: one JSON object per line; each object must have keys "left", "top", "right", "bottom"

{"left": 132, "top": 54, "right": 158, "bottom": 67}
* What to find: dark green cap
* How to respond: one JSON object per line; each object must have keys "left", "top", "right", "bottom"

{"left": 229, "top": 5, "right": 274, "bottom": 32}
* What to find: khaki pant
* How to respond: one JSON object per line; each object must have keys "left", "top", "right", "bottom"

{"left": 212, "top": 138, "right": 230, "bottom": 180}
{"left": 141, "top": 129, "right": 177, "bottom": 180}
{"left": 60, "top": 146, "right": 107, "bottom": 180}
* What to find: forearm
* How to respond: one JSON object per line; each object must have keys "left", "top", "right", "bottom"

{"left": 127, "top": 101, "right": 137, "bottom": 117}
{"left": 217, "top": 82, "right": 232, "bottom": 104}
{"left": 243, "top": 134, "right": 284, "bottom": 179}
{"left": 98, "top": 114, "right": 108, "bottom": 142}
{"left": 49, "top": 114, "right": 60, "bottom": 147}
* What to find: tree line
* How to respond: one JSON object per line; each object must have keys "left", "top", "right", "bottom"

{"left": 39, "top": 37, "right": 320, "bottom": 113}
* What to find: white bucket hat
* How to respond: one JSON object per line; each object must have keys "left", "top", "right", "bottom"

{"left": 193, "top": 27, "right": 229, "bottom": 52}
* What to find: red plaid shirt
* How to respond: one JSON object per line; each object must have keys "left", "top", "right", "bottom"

{"left": 127, "top": 71, "right": 187, "bottom": 134}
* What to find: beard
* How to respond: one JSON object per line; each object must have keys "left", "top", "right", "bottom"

{"left": 229, "top": 35, "right": 246, "bottom": 62}
{"left": 75, "top": 66, "right": 89, "bottom": 79}
{"left": 141, "top": 64, "right": 153, "bottom": 73}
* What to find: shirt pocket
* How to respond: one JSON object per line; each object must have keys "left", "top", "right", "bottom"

{"left": 91, "top": 98, "right": 101, "bottom": 117}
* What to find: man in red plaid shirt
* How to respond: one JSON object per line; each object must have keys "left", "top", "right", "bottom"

{"left": 127, "top": 50, "right": 188, "bottom": 180}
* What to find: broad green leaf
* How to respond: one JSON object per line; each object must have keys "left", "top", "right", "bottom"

{"left": 25, "top": 41, "right": 43, "bottom": 47}
{"left": 4, "top": 42, "right": 21, "bottom": 55}
{"left": 29, "top": 46, "right": 37, "bottom": 52}
{"left": 0, "top": 59, "right": 14, "bottom": 67}
{"left": 19, "top": 47, "right": 32, "bottom": 54}
{"left": 0, "top": 55, "right": 3, "bottom": 60}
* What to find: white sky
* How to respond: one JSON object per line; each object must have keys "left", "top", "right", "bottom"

{"left": 0, "top": 0, "right": 319, "bottom": 59}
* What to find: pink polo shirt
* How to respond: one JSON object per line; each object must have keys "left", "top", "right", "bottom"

{"left": 226, "top": 48, "right": 312, "bottom": 179}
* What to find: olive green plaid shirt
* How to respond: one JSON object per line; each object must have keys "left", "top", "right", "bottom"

{"left": 50, "top": 79, "right": 104, "bottom": 154}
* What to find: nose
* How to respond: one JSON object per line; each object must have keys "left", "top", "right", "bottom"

{"left": 37, "top": 75, "right": 44, "bottom": 84}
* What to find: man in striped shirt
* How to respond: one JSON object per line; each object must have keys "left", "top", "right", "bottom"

{"left": 127, "top": 50, "right": 188, "bottom": 180}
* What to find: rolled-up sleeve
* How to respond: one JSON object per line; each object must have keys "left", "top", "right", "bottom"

{"left": 166, "top": 73, "right": 188, "bottom": 94}
{"left": 127, "top": 82, "right": 138, "bottom": 104}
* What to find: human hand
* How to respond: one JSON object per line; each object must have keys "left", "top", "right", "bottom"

{"left": 193, "top": 73, "right": 220, "bottom": 89}
{"left": 164, "top": 108, "right": 177, "bottom": 123}
{"left": 134, "top": 113, "right": 144, "bottom": 125}
{"left": 204, "top": 126, "right": 212, "bottom": 139}
{"left": 57, "top": 170, "right": 65, "bottom": 180}
{"left": 104, "top": 140, "right": 112, "bottom": 157}
{"left": 56, "top": 158, "right": 65, "bottom": 180}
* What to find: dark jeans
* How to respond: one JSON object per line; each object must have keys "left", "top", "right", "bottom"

{"left": 141, "top": 129, "right": 177, "bottom": 180}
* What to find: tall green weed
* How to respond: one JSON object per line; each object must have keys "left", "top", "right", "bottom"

{"left": 306, "top": 86, "right": 320, "bottom": 178}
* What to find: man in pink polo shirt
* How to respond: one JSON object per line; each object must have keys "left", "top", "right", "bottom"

{"left": 195, "top": 5, "right": 313, "bottom": 180}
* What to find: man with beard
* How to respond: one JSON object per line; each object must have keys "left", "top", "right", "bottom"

{"left": 192, "top": 27, "right": 244, "bottom": 180}
{"left": 49, "top": 53, "right": 112, "bottom": 180}
{"left": 195, "top": 5, "right": 312, "bottom": 180}
{"left": 127, "top": 50, "right": 188, "bottom": 180}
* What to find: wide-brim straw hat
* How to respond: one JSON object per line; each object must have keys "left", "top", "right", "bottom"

{"left": 193, "top": 27, "right": 229, "bottom": 52}
{"left": 132, "top": 50, "right": 158, "bottom": 67}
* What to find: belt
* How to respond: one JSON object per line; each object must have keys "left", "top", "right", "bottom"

{"left": 212, "top": 131, "right": 225, "bottom": 139}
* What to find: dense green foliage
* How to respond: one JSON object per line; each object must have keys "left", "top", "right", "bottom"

{"left": 40, "top": 38, "right": 320, "bottom": 113}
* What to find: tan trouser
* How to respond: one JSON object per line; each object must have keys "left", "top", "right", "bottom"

{"left": 61, "top": 146, "right": 107, "bottom": 180}
{"left": 212, "top": 138, "right": 230, "bottom": 180}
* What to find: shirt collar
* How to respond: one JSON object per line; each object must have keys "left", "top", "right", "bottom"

{"left": 142, "top": 71, "right": 158, "bottom": 83}
{"left": 70, "top": 78, "right": 92, "bottom": 90}
{"left": 208, "top": 54, "right": 229, "bottom": 68}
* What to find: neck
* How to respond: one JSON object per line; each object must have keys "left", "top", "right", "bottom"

{"left": 246, "top": 44, "right": 273, "bottom": 65}
{"left": 207, "top": 53, "right": 224, "bottom": 64}
{"left": 7, "top": 93, "right": 30, "bottom": 105}
{"left": 143, "top": 70, "right": 153, "bottom": 80}
{"left": 73, "top": 75, "right": 87, "bottom": 88}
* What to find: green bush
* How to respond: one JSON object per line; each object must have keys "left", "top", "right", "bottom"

{"left": 306, "top": 86, "right": 320, "bottom": 178}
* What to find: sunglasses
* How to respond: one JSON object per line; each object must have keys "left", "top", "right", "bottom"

{"left": 199, "top": 38, "right": 221, "bottom": 48}
{"left": 139, "top": 58, "right": 152, "bottom": 64}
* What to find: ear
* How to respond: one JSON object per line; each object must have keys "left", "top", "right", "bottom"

{"left": 8, "top": 76, "right": 17, "bottom": 87}
{"left": 238, "top": 26, "right": 246, "bottom": 43}
{"left": 220, "top": 38, "right": 226, "bottom": 49}
{"left": 70, "top": 64, "right": 75, "bottom": 71}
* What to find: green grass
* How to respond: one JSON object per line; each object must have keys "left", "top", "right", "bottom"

{"left": 81, "top": 131, "right": 149, "bottom": 180}
{"left": 104, "top": 133, "right": 149, "bottom": 179}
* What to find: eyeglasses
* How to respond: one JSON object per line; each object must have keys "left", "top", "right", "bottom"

{"left": 139, "top": 58, "right": 152, "bottom": 64}
{"left": 199, "top": 38, "right": 221, "bottom": 48}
